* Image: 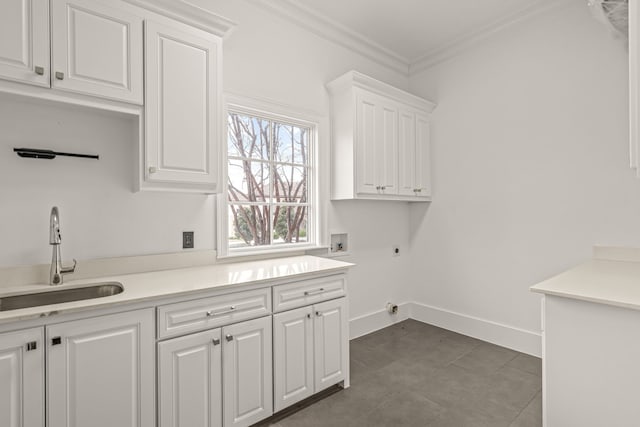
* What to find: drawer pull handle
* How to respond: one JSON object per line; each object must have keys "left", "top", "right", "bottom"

{"left": 212, "top": 338, "right": 221, "bottom": 346}
{"left": 304, "top": 288, "right": 325, "bottom": 296}
{"left": 226, "top": 334, "right": 233, "bottom": 342}
{"left": 55, "top": 71, "right": 64, "bottom": 80}
{"left": 206, "top": 305, "right": 236, "bottom": 317}
{"left": 35, "top": 66, "right": 45, "bottom": 75}
{"left": 51, "top": 337, "right": 62, "bottom": 346}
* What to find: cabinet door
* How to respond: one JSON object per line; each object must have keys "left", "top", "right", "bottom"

{"left": 0, "top": 0, "right": 49, "bottom": 87}
{"left": 47, "top": 309, "right": 154, "bottom": 427}
{"left": 355, "top": 91, "right": 397, "bottom": 196}
{"left": 314, "top": 298, "right": 348, "bottom": 392}
{"left": 273, "top": 306, "right": 314, "bottom": 412}
{"left": 50, "top": 0, "right": 143, "bottom": 103}
{"left": 398, "top": 111, "right": 431, "bottom": 198}
{"left": 398, "top": 109, "right": 417, "bottom": 197}
{"left": 0, "top": 328, "right": 44, "bottom": 427}
{"left": 223, "top": 316, "right": 272, "bottom": 427}
{"left": 355, "top": 92, "right": 380, "bottom": 195}
{"left": 378, "top": 102, "right": 398, "bottom": 194}
{"left": 145, "top": 19, "right": 221, "bottom": 191}
{"left": 158, "top": 329, "right": 222, "bottom": 427}
{"left": 414, "top": 114, "right": 432, "bottom": 197}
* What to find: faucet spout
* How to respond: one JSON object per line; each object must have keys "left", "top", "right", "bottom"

{"left": 50, "top": 206, "right": 61, "bottom": 245}
{"left": 49, "top": 206, "right": 76, "bottom": 285}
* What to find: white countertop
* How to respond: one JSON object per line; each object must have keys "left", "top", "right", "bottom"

{"left": 0, "top": 255, "right": 353, "bottom": 324}
{"left": 530, "top": 247, "right": 640, "bottom": 310}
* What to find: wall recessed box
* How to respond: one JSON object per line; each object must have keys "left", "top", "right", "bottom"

{"left": 330, "top": 233, "right": 349, "bottom": 256}
{"left": 326, "top": 71, "right": 436, "bottom": 202}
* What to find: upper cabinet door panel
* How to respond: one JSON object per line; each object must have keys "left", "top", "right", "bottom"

{"left": 145, "top": 19, "right": 220, "bottom": 190}
{"left": 398, "top": 110, "right": 417, "bottom": 196}
{"left": 379, "top": 103, "right": 398, "bottom": 193}
{"left": 50, "top": 0, "right": 143, "bottom": 104}
{"left": 0, "top": 0, "right": 49, "bottom": 87}
{"left": 415, "top": 114, "right": 432, "bottom": 196}
{"left": 356, "top": 93, "right": 379, "bottom": 195}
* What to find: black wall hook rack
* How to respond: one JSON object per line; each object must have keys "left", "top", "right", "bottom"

{"left": 13, "top": 148, "right": 99, "bottom": 160}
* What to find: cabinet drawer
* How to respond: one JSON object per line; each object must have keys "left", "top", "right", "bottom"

{"left": 158, "top": 288, "right": 271, "bottom": 339}
{"left": 273, "top": 275, "right": 346, "bottom": 313}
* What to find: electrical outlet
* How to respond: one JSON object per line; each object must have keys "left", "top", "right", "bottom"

{"left": 183, "top": 231, "right": 194, "bottom": 249}
{"left": 392, "top": 245, "right": 400, "bottom": 257}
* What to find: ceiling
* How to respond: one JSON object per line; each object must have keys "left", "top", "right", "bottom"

{"left": 251, "top": 0, "right": 573, "bottom": 74}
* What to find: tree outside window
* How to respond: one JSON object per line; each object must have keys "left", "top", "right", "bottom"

{"left": 227, "top": 111, "right": 312, "bottom": 250}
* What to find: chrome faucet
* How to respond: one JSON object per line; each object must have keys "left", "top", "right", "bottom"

{"left": 49, "top": 206, "right": 76, "bottom": 285}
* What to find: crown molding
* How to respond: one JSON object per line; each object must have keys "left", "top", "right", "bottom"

{"left": 409, "top": 0, "right": 575, "bottom": 75}
{"left": 122, "top": 0, "right": 237, "bottom": 37}
{"left": 246, "top": 0, "right": 410, "bottom": 75}
{"left": 248, "top": 0, "right": 577, "bottom": 78}
{"left": 327, "top": 71, "right": 436, "bottom": 113}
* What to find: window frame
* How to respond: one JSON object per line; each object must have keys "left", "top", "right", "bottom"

{"left": 218, "top": 95, "right": 323, "bottom": 258}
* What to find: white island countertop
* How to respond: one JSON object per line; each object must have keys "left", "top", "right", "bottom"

{"left": 0, "top": 255, "right": 353, "bottom": 324}
{"left": 530, "top": 246, "right": 640, "bottom": 311}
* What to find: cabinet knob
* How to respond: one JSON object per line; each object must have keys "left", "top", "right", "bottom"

{"left": 307, "top": 313, "right": 311, "bottom": 319}
{"left": 212, "top": 338, "right": 221, "bottom": 346}
{"left": 375, "top": 186, "right": 381, "bottom": 190}
{"left": 316, "top": 311, "right": 322, "bottom": 317}
{"left": 381, "top": 186, "right": 386, "bottom": 190}
{"left": 148, "top": 166, "right": 158, "bottom": 174}
{"left": 55, "top": 71, "right": 64, "bottom": 80}
{"left": 26, "top": 341, "right": 38, "bottom": 351}
{"left": 34, "top": 66, "right": 45, "bottom": 76}
{"left": 225, "top": 334, "right": 233, "bottom": 342}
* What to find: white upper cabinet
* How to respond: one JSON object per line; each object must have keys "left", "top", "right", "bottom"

{"left": 327, "top": 71, "right": 436, "bottom": 202}
{"left": 0, "top": 0, "right": 50, "bottom": 87}
{"left": 0, "top": 0, "right": 143, "bottom": 104}
{"left": 356, "top": 91, "right": 398, "bottom": 196}
{"left": 50, "top": 0, "right": 143, "bottom": 104}
{"left": 398, "top": 110, "right": 431, "bottom": 197}
{"left": 143, "top": 19, "right": 221, "bottom": 192}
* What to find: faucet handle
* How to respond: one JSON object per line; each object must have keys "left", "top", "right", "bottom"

{"left": 61, "top": 259, "right": 77, "bottom": 275}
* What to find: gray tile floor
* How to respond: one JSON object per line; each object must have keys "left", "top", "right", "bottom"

{"left": 262, "top": 319, "right": 542, "bottom": 427}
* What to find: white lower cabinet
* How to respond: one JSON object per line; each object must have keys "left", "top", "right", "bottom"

{"left": 0, "top": 327, "right": 44, "bottom": 427}
{"left": 273, "top": 297, "right": 348, "bottom": 412}
{"left": 223, "top": 316, "right": 273, "bottom": 427}
{"left": 47, "top": 308, "right": 155, "bottom": 427}
{"left": 158, "top": 328, "right": 223, "bottom": 427}
{"left": 157, "top": 315, "right": 272, "bottom": 427}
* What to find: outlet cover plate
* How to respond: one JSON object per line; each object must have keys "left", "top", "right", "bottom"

{"left": 183, "top": 231, "right": 194, "bottom": 249}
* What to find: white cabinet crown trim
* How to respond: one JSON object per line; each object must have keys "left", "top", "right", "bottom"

{"left": 122, "top": 0, "right": 236, "bottom": 37}
{"left": 326, "top": 70, "right": 436, "bottom": 114}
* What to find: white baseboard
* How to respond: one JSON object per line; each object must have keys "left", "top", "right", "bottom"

{"left": 349, "top": 302, "right": 411, "bottom": 339}
{"left": 349, "top": 301, "right": 542, "bottom": 357}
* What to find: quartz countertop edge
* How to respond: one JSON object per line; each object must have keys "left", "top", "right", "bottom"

{"left": 0, "top": 255, "right": 354, "bottom": 324}
{"left": 530, "top": 258, "right": 640, "bottom": 311}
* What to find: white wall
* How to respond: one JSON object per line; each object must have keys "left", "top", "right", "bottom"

{"left": 0, "top": 0, "right": 412, "bottom": 321}
{"left": 408, "top": 1, "right": 640, "bottom": 343}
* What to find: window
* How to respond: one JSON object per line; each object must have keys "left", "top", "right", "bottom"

{"left": 223, "top": 107, "right": 316, "bottom": 254}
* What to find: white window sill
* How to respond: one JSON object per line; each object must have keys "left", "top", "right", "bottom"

{"left": 216, "top": 245, "right": 329, "bottom": 263}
